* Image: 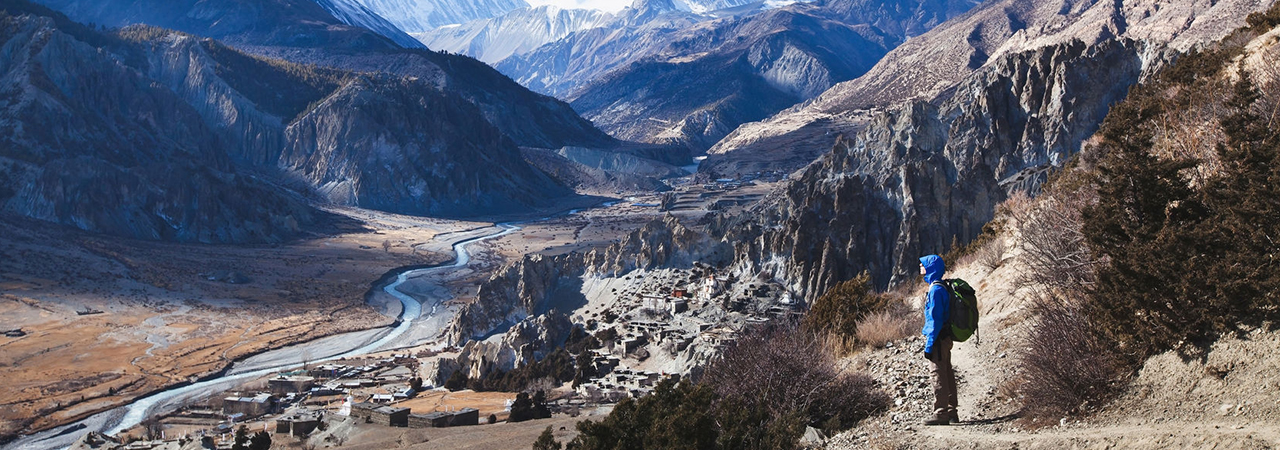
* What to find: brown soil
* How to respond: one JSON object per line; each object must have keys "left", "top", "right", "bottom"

{"left": 0, "top": 208, "right": 476, "bottom": 439}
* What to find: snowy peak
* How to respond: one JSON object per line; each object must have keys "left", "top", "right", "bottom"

{"left": 413, "top": 5, "right": 613, "bottom": 63}
{"left": 629, "top": 0, "right": 759, "bottom": 14}
{"left": 346, "top": 0, "right": 529, "bottom": 32}
{"left": 314, "top": 0, "right": 425, "bottom": 48}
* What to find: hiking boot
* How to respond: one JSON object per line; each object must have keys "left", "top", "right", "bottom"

{"left": 924, "top": 416, "right": 950, "bottom": 426}
{"left": 948, "top": 413, "right": 960, "bottom": 424}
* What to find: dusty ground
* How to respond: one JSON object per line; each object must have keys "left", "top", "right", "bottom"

{"left": 826, "top": 243, "right": 1280, "bottom": 450}
{"left": 0, "top": 208, "right": 479, "bottom": 440}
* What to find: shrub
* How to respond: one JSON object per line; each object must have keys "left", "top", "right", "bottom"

{"left": 972, "top": 236, "right": 1006, "bottom": 272}
{"left": 1016, "top": 295, "right": 1125, "bottom": 421}
{"left": 533, "top": 426, "right": 561, "bottom": 450}
{"left": 572, "top": 378, "right": 719, "bottom": 450}
{"left": 803, "top": 272, "right": 894, "bottom": 340}
{"left": 1012, "top": 186, "right": 1097, "bottom": 296}
{"left": 570, "top": 325, "right": 888, "bottom": 449}
{"left": 703, "top": 322, "right": 890, "bottom": 435}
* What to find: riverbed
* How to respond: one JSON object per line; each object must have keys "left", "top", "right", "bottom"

{"left": 7, "top": 224, "right": 520, "bottom": 450}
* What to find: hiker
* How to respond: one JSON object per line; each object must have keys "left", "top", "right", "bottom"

{"left": 920, "top": 254, "right": 958, "bottom": 425}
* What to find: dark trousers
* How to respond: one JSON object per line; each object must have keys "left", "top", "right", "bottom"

{"left": 930, "top": 337, "right": 957, "bottom": 418}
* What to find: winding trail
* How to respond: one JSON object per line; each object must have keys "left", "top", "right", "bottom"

{"left": 11, "top": 223, "right": 522, "bottom": 450}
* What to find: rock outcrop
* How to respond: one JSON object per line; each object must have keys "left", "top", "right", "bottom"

{"left": 455, "top": 312, "right": 573, "bottom": 380}
{"left": 445, "top": 253, "right": 588, "bottom": 345}
{"left": 703, "top": 0, "right": 1272, "bottom": 176}
{"left": 445, "top": 215, "right": 731, "bottom": 345}
{"left": 584, "top": 214, "right": 732, "bottom": 276}
{"left": 719, "top": 37, "right": 1152, "bottom": 301}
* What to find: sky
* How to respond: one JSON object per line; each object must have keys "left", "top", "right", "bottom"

{"left": 526, "top": 0, "right": 633, "bottom": 13}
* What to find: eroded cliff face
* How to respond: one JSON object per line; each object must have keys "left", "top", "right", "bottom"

{"left": 455, "top": 312, "right": 573, "bottom": 379}
{"left": 444, "top": 215, "right": 730, "bottom": 346}
{"left": 445, "top": 253, "right": 588, "bottom": 345}
{"left": 282, "top": 76, "right": 569, "bottom": 217}
{"left": 584, "top": 213, "right": 732, "bottom": 276}
{"left": 719, "top": 38, "right": 1150, "bottom": 300}
{"left": 704, "top": 0, "right": 1271, "bottom": 177}
{"left": 0, "top": 15, "right": 315, "bottom": 243}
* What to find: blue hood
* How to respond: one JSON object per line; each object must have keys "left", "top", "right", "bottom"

{"left": 920, "top": 255, "right": 945, "bottom": 284}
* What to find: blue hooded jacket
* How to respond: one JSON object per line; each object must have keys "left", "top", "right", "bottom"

{"left": 920, "top": 255, "right": 950, "bottom": 354}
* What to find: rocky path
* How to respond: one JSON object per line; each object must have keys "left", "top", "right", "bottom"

{"left": 828, "top": 262, "right": 1280, "bottom": 450}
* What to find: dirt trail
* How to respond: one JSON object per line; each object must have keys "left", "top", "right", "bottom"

{"left": 829, "top": 251, "right": 1280, "bottom": 449}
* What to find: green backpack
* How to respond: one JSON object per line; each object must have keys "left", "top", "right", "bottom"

{"left": 935, "top": 279, "right": 979, "bottom": 343}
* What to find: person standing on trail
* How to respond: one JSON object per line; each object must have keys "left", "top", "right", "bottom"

{"left": 920, "top": 254, "right": 958, "bottom": 425}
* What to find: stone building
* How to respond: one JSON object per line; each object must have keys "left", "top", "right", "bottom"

{"left": 351, "top": 402, "right": 409, "bottom": 427}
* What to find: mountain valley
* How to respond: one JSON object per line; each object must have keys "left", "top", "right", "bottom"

{"left": 3, "top": 0, "right": 1280, "bottom": 449}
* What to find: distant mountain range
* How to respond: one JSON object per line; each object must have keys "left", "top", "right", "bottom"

{"left": 344, "top": 0, "right": 530, "bottom": 32}
{"left": 414, "top": 5, "right": 615, "bottom": 64}
{"left": 485, "top": 0, "right": 978, "bottom": 151}
{"left": 0, "top": 0, "right": 625, "bottom": 243}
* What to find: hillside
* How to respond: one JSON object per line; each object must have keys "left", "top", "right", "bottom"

{"left": 711, "top": 0, "right": 1273, "bottom": 302}
{"left": 0, "top": 3, "right": 583, "bottom": 241}
{"left": 703, "top": 0, "right": 1273, "bottom": 176}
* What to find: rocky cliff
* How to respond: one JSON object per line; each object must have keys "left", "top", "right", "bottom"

{"left": 445, "top": 215, "right": 730, "bottom": 345}
{"left": 565, "top": 0, "right": 978, "bottom": 151}
{"left": 455, "top": 312, "right": 573, "bottom": 379}
{"left": 283, "top": 75, "right": 569, "bottom": 216}
{"left": 719, "top": 37, "right": 1152, "bottom": 301}
{"left": 0, "top": 3, "right": 593, "bottom": 241}
{"left": 445, "top": 253, "right": 588, "bottom": 345}
{"left": 703, "top": 0, "right": 1272, "bottom": 177}
{"left": 0, "top": 13, "right": 317, "bottom": 243}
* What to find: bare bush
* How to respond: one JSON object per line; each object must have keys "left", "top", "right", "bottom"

{"left": 1017, "top": 294, "right": 1126, "bottom": 421}
{"left": 973, "top": 236, "right": 1006, "bottom": 272}
{"left": 1013, "top": 188, "right": 1098, "bottom": 297}
{"left": 703, "top": 322, "right": 890, "bottom": 433}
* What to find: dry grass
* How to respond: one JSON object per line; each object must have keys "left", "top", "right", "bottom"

{"left": 855, "top": 309, "right": 917, "bottom": 349}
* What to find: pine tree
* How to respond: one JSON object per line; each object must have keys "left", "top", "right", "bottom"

{"left": 231, "top": 426, "right": 249, "bottom": 450}
{"left": 533, "top": 426, "right": 562, "bottom": 450}
{"left": 248, "top": 431, "right": 271, "bottom": 450}
{"left": 1082, "top": 96, "right": 1207, "bottom": 358}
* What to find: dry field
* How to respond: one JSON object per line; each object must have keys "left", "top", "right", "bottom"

{"left": 0, "top": 208, "right": 478, "bottom": 440}
{"left": 395, "top": 390, "right": 518, "bottom": 421}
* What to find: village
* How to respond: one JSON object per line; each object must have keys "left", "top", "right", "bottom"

{"left": 80, "top": 258, "right": 801, "bottom": 450}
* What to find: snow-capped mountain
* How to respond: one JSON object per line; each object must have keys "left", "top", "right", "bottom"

{"left": 413, "top": 5, "right": 613, "bottom": 63}
{"left": 316, "top": 0, "right": 426, "bottom": 48}
{"left": 347, "top": 0, "right": 529, "bottom": 32}
{"left": 669, "top": 0, "right": 760, "bottom": 13}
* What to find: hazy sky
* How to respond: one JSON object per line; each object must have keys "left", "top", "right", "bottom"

{"left": 526, "top": 0, "right": 633, "bottom": 13}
